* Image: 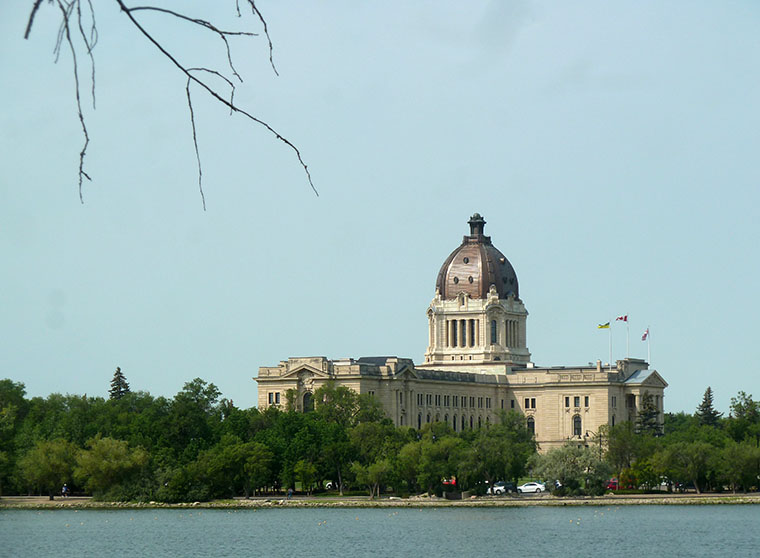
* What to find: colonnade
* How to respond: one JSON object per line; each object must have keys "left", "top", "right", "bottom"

{"left": 445, "top": 318, "right": 480, "bottom": 348}
{"left": 444, "top": 317, "right": 520, "bottom": 348}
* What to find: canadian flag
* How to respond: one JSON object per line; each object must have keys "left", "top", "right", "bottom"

{"left": 642, "top": 328, "right": 649, "bottom": 341}
{"left": 616, "top": 315, "right": 628, "bottom": 322}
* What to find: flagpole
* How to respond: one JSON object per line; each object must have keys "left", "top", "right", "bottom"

{"left": 608, "top": 326, "right": 612, "bottom": 372}
{"left": 626, "top": 320, "right": 630, "bottom": 358}
{"left": 647, "top": 326, "right": 651, "bottom": 364}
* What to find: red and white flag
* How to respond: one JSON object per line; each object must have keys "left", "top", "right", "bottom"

{"left": 616, "top": 315, "right": 628, "bottom": 322}
{"left": 641, "top": 328, "right": 649, "bottom": 341}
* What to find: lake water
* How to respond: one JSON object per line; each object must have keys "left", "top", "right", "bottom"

{"left": 1, "top": 505, "right": 758, "bottom": 557}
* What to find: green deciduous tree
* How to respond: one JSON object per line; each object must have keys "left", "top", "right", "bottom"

{"left": 74, "top": 436, "right": 148, "bottom": 498}
{"left": 245, "top": 442, "right": 274, "bottom": 496}
{"left": 530, "top": 442, "right": 611, "bottom": 496}
{"left": 464, "top": 411, "right": 536, "bottom": 491}
{"left": 19, "top": 438, "right": 77, "bottom": 499}
{"left": 726, "top": 392, "right": 760, "bottom": 446}
{"left": 720, "top": 440, "right": 760, "bottom": 493}
{"left": 652, "top": 441, "right": 717, "bottom": 494}
{"left": 352, "top": 458, "right": 391, "bottom": 499}
{"left": 294, "top": 459, "right": 317, "bottom": 494}
{"left": 313, "top": 381, "right": 360, "bottom": 428}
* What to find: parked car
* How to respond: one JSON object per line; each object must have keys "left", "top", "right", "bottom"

{"left": 442, "top": 477, "right": 457, "bottom": 488}
{"left": 605, "top": 478, "right": 619, "bottom": 490}
{"left": 517, "top": 482, "right": 546, "bottom": 493}
{"left": 487, "top": 481, "right": 516, "bottom": 495}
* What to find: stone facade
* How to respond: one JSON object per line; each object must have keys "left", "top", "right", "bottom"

{"left": 255, "top": 214, "right": 667, "bottom": 451}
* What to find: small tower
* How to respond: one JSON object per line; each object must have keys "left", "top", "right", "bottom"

{"left": 421, "top": 214, "right": 531, "bottom": 368}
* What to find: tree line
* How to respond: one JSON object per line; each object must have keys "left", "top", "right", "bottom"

{"left": 1, "top": 373, "right": 758, "bottom": 501}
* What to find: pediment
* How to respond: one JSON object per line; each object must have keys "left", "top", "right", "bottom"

{"left": 625, "top": 369, "right": 668, "bottom": 388}
{"left": 643, "top": 370, "right": 668, "bottom": 388}
{"left": 280, "top": 364, "right": 331, "bottom": 381}
{"left": 394, "top": 365, "right": 420, "bottom": 380}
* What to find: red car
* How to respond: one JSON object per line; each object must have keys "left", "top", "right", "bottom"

{"left": 605, "top": 478, "right": 619, "bottom": 490}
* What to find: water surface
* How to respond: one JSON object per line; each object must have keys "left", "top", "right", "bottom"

{"left": 1, "top": 505, "right": 757, "bottom": 557}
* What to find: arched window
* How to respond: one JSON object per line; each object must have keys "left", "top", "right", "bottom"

{"left": 444, "top": 414, "right": 449, "bottom": 424}
{"left": 573, "top": 415, "right": 582, "bottom": 437}
{"left": 611, "top": 415, "right": 615, "bottom": 427}
{"left": 490, "top": 320, "right": 497, "bottom": 344}
{"left": 453, "top": 415, "right": 457, "bottom": 431}
{"left": 418, "top": 414, "right": 422, "bottom": 430}
{"left": 461, "top": 415, "right": 466, "bottom": 431}
{"left": 527, "top": 417, "right": 535, "bottom": 435}
{"left": 486, "top": 416, "right": 490, "bottom": 428}
{"left": 303, "top": 392, "right": 314, "bottom": 412}
{"left": 470, "top": 416, "right": 474, "bottom": 429}
{"left": 478, "top": 416, "right": 482, "bottom": 429}
{"left": 427, "top": 414, "right": 431, "bottom": 423}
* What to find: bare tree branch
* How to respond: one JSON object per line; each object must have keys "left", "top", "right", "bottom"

{"left": 128, "top": 6, "right": 257, "bottom": 84}
{"left": 116, "top": 0, "right": 317, "bottom": 198}
{"left": 24, "top": 0, "right": 318, "bottom": 206}
{"left": 56, "top": 0, "right": 91, "bottom": 202}
{"left": 24, "top": 0, "right": 46, "bottom": 40}
{"left": 75, "top": 0, "right": 96, "bottom": 109}
{"left": 185, "top": 78, "right": 205, "bottom": 211}
{"left": 246, "top": 0, "right": 279, "bottom": 76}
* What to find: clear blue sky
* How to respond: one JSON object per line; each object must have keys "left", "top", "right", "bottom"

{"left": 2, "top": 1, "right": 758, "bottom": 414}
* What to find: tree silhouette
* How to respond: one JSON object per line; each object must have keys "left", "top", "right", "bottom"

{"left": 109, "top": 366, "right": 130, "bottom": 400}
{"left": 695, "top": 386, "right": 722, "bottom": 427}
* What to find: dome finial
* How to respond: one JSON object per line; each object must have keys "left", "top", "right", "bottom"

{"left": 468, "top": 213, "right": 486, "bottom": 237}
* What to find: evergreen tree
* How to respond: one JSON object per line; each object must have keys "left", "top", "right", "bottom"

{"left": 109, "top": 367, "right": 130, "bottom": 400}
{"left": 696, "top": 387, "right": 723, "bottom": 427}
{"left": 635, "top": 391, "right": 662, "bottom": 436}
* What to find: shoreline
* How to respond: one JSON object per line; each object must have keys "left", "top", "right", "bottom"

{"left": 2, "top": 492, "right": 760, "bottom": 509}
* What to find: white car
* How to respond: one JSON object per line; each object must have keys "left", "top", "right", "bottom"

{"left": 487, "top": 481, "right": 516, "bottom": 495}
{"left": 517, "top": 482, "right": 546, "bottom": 493}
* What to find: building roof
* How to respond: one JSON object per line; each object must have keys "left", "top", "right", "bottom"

{"left": 435, "top": 213, "right": 519, "bottom": 300}
{"left": 624, "top": 369, "right": 659, "bottom": 384}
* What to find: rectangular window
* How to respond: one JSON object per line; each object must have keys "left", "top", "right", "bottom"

{"left": 477, "top": 397, "right": 483, "bottom": 408}
{"left": 501, "top": 399, "right": 504, "bottom": 409}
{"left": 531, "top": 398, "right": 536, "bottom": 409}
{"left": 275, "top": 392, "right": 281, "bottom": 404}
{"left": 511, "top": 399, "right": 515, "bottom": 409}
{"left": 611, "top": 396, "right": 617, "bottom": 408}
{"left": 565, "top": 396, "right": 570, "bottom": 408}
{"left": 574, "top": 396, "right": 580, "bottom": 407}
{"left": 268, "top": 392, "right": 273, "bottom": 404}
{"left": 525, "top": 398, "right": 530, "bottom": 409}
{"left": 470, "top": 397, "right": 475, "bottom": 408}
{"left": 584, "top": 396, "right": 589, "bottom": 407}
{"left": 399, "top": 392, "right": 403, "bottom": 405}
{"left": 486, "top": 398, "right": 491, "bottom": 409}
{"left": 453, "top": 395, "right": 458, "bottom": 407}
{"left": 417, "top": 393, "right": 423, "bottom": 406}
{"left": 368, "top": 390, "right": 375, "bottom": 397}
{"left": 436, "top": 394, "right": 441, "bottom": 406}
{"left": 427, "top": 394, "right": 432, "bottom": 405}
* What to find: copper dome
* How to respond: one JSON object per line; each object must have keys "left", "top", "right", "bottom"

{"left": 435, "top": 214, "right": 519, "bottom": 300}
